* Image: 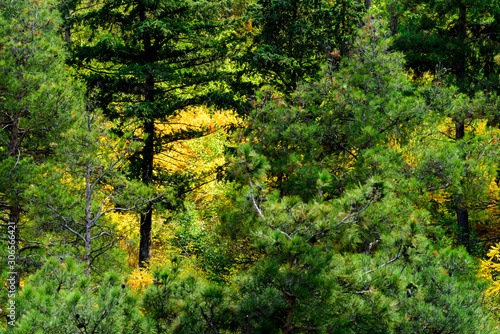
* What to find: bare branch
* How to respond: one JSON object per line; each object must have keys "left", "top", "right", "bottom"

{"left": 94, "top": 193, "right": 164, "bottom": 222}
{"left": 9, "top": 149, "right": 21, "bottom": 173}
{"left": 363, "top": 253, "right": 403, "bottom": 276}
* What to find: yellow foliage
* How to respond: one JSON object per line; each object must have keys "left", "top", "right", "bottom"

{"left": 107, "top": 106, "right": 241, "bottom": 291}
{"left": 425, "top": 189, "right": 450, "bottom": 206}
{"left": 155, "top": 106, "right": 239, "bottom": 203}
{"left": 126, "top": 268, "right": 154, "bottom": 293}
{"left": 479, "top": 243, "right": 500, "bottom": 324}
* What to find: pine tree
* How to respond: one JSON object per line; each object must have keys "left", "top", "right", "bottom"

{"left": 215, "top": 16, "right": 496, "bottom": 333}
{"left": 29, "top": 90, "right": 155, "bottom": 275}
{"left": 391, "top": 0, "right": 500, "bottom": 247}
{"left": 239, "top": 0, "right": 362, "bottom": 95}
{"left": 230, "top": 17, "right": 426, "bottom": 201}
{"left": 0, "top": 0, "right": 81, "bottom": 290}
{"left": 69, "top": 0, "right": 238, "bottom": 267}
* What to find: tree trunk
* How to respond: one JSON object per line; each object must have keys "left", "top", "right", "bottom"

{"left": 139, "top": 207, "right": 153, "bottom": 267}
{"left": 455, "top": 4, "right": 469, "bottom": 248}
{"left": 390, "top": 15, "right": 398, "bottom": 36}
{"left": 138, "top": 6, "right": 155, "bottom": 268}
{"left": 364, "top": 0, "right": 371, "bottom": 11}
{"left": 64, "top": 13, "right": 71, "bottom": 43}
{"left": 85, "top": 164, "right": 92, "bottom": 276}
{"left": 139, "top": 119, "right": 155, "bottom": 267}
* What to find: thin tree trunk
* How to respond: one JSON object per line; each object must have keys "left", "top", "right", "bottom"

{"left": 138, "top": 120, "right": 155, "bottom": 267}
{"left": 455, "top": 4, "right": 469, "bottom": 248}
{"left": 85, "top": 164, "right": 92, "bottom": 276}
{"left": 65, "top": 15, "right": 71, "bottom": 43}
{"left": 390, "top": 15, "right": 398, "bottom": 36}
{"left": 138, "top": 130, "right": 154, "bottom": 266}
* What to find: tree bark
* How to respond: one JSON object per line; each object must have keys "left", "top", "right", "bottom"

{"left": 390, "top": 15, "right": 398, "bottom": 36}
{"left": 455, "top": 4, "right": 469, "bottom": 248}
{"left": 138, "top": 120, "right": 155, "bottom": 267}
{"left": 138, "top": 5, "right": 155, "bottom": 267}
{"left": 364, "top": 0, "right": 371, "bottom": 11}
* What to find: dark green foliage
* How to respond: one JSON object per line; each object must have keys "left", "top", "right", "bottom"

{"left": 239, "top": 0, "right": 363, "bottom": 95}
{"left": 391, "top": 0, "right": 500, "bottom": 92}
{"left": 69, "top": 0, "right": 236, "bottom": 143}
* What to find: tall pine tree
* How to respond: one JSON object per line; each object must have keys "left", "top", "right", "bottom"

{"left": 69, "top": 0, "right": 236, "bottom": 266}
{"left": 391, "top": 0, "right": 500, "bottom": 247}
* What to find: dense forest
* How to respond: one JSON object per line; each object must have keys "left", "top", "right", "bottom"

{"left": 4, "top": 0, "right": 500, "bottom": 332}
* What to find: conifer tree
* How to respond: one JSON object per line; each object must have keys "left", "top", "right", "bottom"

{"left": 391, "top": 0, "right": 500, "bottom": 247}
{"left": 0, "top": 0, "right": 81, "bottom": 287}
{"left": 215, "top": 16, "right": 496, "bottom": 333}
{"left": 239, "top": 0, "right": 362, "bottom": 95}
{"left": 30, "top": 91, "right": 156, "bottom": 275}
{"left": 231, "top": 17, "right": 425, "bottom": 201}
{"left": 69, "top": 0, "right": 237, "bottom": 266}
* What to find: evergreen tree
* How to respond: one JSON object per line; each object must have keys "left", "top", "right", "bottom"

{"left": 391, "top": 0, "right": 500, "bottom": 247}
{"left": 230, "top": 17, "right": 425, "bottom": 201}
{"left": 239, "top": 0, "right": 362, "bottom": 95}
{"left": 215, "top": 16, "right": 496, "bottom": 333}
{"left": 219, "top": 147, "right": 494, "bottom": 333}
{"left": 0, "top": 0, "right": 81, "bottom": 289}
{"left": 69, "top": 0, "right": 237, "bottom": 266}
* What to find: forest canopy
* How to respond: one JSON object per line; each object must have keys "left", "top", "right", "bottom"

{"left": 3, "top": 0, "right": 500, "bottom": 333}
